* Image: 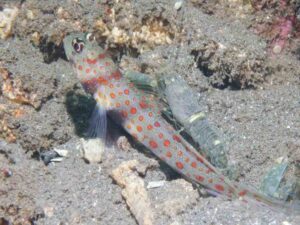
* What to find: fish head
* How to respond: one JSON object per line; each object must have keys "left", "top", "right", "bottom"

{"left": 63, "top": 32, "right": 106, "bottom": 83}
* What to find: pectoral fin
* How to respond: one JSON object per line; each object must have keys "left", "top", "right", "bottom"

{"left": 87, "top": 103, "right": 107, "bottom": 140}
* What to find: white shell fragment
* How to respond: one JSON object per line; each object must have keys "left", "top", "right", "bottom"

{"left": 282, "top": 221, "right": 292, "bottom": 225}
{"left": 273, "top": 44, "right": 282, "bottom": 54}
{"left": 50, "top": 157, "right": 64, "bottom": 162}
{"left": 146, "top": 180, "right": 166, "bottom": 189}
{"left": 54, "top": 149, "right": 69, "bottom": 157}
{"left": 174, "top": 1, "right": 183, "bottom": 11}
{"left": 275, "top": 156, "right": 286, "bottom": 164}
{"left": 81, "top": 138, "right": 105, "bottom": 163}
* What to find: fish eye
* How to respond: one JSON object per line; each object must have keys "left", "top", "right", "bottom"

{"left": 72, "top": 38, "right": 84, "bottom": 53}
{"left": 86, "top": 33, "right": 95, "bottom": 42}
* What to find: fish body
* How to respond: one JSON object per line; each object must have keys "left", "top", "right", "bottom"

{"left": 63, "top": 33, "right": 295, "bottom": 209}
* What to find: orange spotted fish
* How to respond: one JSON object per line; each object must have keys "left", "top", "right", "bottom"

{"left": 63, "top": 32, "right": 297, "bottom": 210}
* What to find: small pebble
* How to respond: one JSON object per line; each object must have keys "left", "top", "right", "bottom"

{"left": 275, "top": 156, "right": 285, "bottom": 164}
{"left": 147, "top": 180, "right": 165, "bottom": 189}
{"left": 1, "top": 168, "right": 13, "bottom": 177}
{"left": 40, "top": 150, "right": 59, "bottom": 165}
{"left": 50, "top": 157, "right": 64, "bottom": 162}
{"left": 54, "top": 149, "right": 68, "bottom": 157}
{"left": 282, "top": 221, "right": 292, "bottom": 225}
{"left": 273, "top": 44, "right": 282, "bottom": 54}
{"left": 81, "top": 138, "right": 105, "bottom": 163}
{"left": 174, "top": 1, "right": 183, "bottom": 11}
{"left": 43, "top": 206, "right": 54, "bottom": 218}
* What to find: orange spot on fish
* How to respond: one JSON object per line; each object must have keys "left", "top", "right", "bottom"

{"left": 173, "top": 135, "right": 181, "bottom": 143}
{"left": 191, "top": 162, "right": 197, "bottom": 168}
{"left": 154, "top": 122, "right": 160, "bottom": 127}
{"left": 206, "top": 168, "right": 214, "bottom": 174}
{"left": 139, "top": 101, "right": 147, "bottom": 109}
{"left": 196, "top": 156, "right": 204, "bottom": 163}
{"left": 97, "top": 77, "right": 108, "bottom": 85}
{"left": 109, "top": 83, "right": 114, "bottom": 88}
{"left": 158, "top": 133, "right": 164, "bottom": 139}
{"left": 127, "top": 124, "right": 132, "bottom": 129}
{"left": 208, "top": 178, "right": 213, "bottom": 183}
{"left": 238, "top": 190, "right": 247, "bottom": 197}
{"left": 116, "top": 102, "right": 121, "bottom": 108}
{"left": 166, "top": 151, "right": 172, "bottom": 158}
{"left": 110, "top": 93, "right": 116, "bottom": 99}
{"left": 195, "top": 175, "right": 204, "bottom": 182}
{"left": 124, "top": 89, "right": 130, "bottom": 95}
{"left": 112, "top": 70, "right": 121, "bottom": 80}
{"left": 148, "top": 112, "right": 153, "bottom": 117}
{"left": 130, "top": 107, "right": 137, "bottom": 114}
{"left": 78, "top": 65, "right": 83, "bottom": 70}
{"left": 98, "top": 53, "right": 106, "bottom": 59}
{"left": 87, "top": 58, "right": 97, "bottom": 65}
{"left": 149, "top": 140, "right": 158, "bottom": 149}
{"left": 176, "top": 162, "right": 184, "bottom": 170}
{"left": 138, "top": 115, "right": 144, "bottom": 121}
{"left": 86, "top": 68, "right": 91, "bottom": 73}
{"left": 215, "top": 184, "right": 225, "bottom": 192}
{"left": 136, "top": 125, "right": 143, "bottom": 132}
{"left": 125, "top": 100, "right": 130, "bottom": 105}
{"left": 121, "top": 110, "right": 128, "bottom": 118}
{"left": 163, "top": 140, "right": 170, "bottom": 147}
{"left": 147, "top": 124, "right": 153, "bottom": 130}
{"left": 178, "top": 151, "right": 183, "bottom": 157}
{"left": 118, "top": 91, "right": 123, "bottom": 96}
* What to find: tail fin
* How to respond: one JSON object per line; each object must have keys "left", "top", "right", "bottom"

{"left": 177, "top": 129, "right": 300, "bottom": 213}
{"left": 234, "top": 181, "right": 300, "bottom": 214}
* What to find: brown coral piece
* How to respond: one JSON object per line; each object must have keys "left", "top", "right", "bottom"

{"left": 0, "top": 68, "right": 39, "bottom": 109}
{"left": 0, "top": 118, "right": 16, "bottom": 143}
{"left": 0, "top": 103, "right": 23, "bottom": 143}
{"left": 94, "top": 16, "right": 175, "bottom": 52}
{"left": 0, "top": 7, "right": 19, "bottom": 39}
{"left": 111, "top": 160, "right": 154, "bottom": 225}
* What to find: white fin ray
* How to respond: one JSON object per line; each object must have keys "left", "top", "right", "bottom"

{"left": 87, "top": 102, "right": 107, "bottom": 140}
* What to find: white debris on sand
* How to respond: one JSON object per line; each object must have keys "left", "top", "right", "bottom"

{"left": 81, "top": 138, "right": 105, "bottom": 163}
{"left": 111, "top": 160, "right": 154, "bottom": 225}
